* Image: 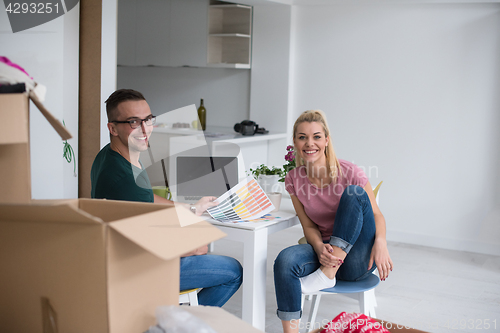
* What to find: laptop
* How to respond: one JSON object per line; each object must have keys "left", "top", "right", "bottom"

{"left": 173, "top": 156, "right": 239, "bottom": 203}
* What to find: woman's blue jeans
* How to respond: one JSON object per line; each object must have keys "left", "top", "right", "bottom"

{"left": 273, "top": 185, "right": 376, "bottom": 321}
{"left": 180, "top": 254, "right": 243, "bottom": 307}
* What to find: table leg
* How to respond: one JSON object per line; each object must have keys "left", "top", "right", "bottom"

{"left": 241, "top": 227, "right": 268, "bottom": 331}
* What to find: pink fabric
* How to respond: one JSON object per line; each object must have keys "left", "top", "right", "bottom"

{"left": 285, "top": 160, "right": 368, "bottom": 241}
{"left": 0, "top": 56, "right": 32, "bottom": 79}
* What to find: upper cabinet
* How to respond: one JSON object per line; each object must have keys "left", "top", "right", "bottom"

{"left": 117, "top": 0, "right": 252, "bottom": 69}
{"left": 170, "top": 0, "right": 210, "bottom": 67}
{"left": 118, "top": 0, "right": 208, "bottom": 67}
{"left": 207, "top": 3, "right": 253, "bottom": 68}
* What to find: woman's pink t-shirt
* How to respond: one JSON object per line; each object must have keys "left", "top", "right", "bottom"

{"left": 285, "top": 160, "right": 368, "bottom": 241}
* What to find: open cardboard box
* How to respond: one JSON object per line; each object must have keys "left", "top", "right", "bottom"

{"left": 0, "top": 93, "right": 71, "bottom": 203}
{"left": 0, "top": 198, "right": 228, "bottom": 332}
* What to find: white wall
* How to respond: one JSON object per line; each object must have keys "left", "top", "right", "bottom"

{"left": 291, "top": 3, "right": 500, "bottom": 255}
{"left": 117, "top": 66, "right": 250, "bottom": 127}
{"left": 0, "top": 5, "right": 80, "bottom": 199}
{"left": 250, "top": 4, "right": 292, "bottom": 134}
{"left": 101, "top": 0, "right": 118, "bottom": 148}
{"left": 250, "top": 4, "right": 293, "bottom": 168}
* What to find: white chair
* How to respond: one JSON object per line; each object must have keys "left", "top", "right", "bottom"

{"left": 299, "top": 181, "right": 383, "bottom": 332}
{"left": 301, "top": 273, "right": 380, "bottom": 332}
{"left": 179, "top": 288, "right": 199, "bottom": 306}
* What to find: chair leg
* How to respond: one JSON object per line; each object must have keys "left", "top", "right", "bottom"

{"left": 299, "top": 294, "right": 305, "bottom": 331}
{"left": 371, "top": 289, "right": 377, "bottom": 308}
{"left": 306, "top": 294, "right": 322, "bottom": 333}
{"left": 359, "top": 292, "right": 366, "bottom": 315}
{"left": 188, "top": 290, "right": 198, "bottom": 306}
{"left": 366, "top": 289, "right": 376, "bottom": 317}
{"left": 359, "top": 290, "right": 377, "bottom": 318}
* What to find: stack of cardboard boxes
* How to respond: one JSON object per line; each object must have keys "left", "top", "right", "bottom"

{"left": 0, "top": 93, "right": 262, "bottom": 333}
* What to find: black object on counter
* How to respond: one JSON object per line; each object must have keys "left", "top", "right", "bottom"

{"left": 234, "top": 120, "right": 259, "bottom": 136}
{"left": 256, "top": 127, "right": 268, "bottom": 134}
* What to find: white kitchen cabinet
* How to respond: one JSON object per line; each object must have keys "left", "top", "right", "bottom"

{"left": 136, "top": 0, "right": 172, "bottom": 66}
{"left": 170, "top": 0, "right": 209, "bottom": 67}
{"left": 117, "top": 0, "right": 208, "bottom": 67}
{"left": 117, "top": 0, "right": 137, "bottom": 66}
{"left": 208, "top": 3, "right": 252, "bottom": 68}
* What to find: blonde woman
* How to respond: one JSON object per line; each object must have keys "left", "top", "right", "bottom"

{"left": 274, "top": 110, "right": 393, "bottom": 333}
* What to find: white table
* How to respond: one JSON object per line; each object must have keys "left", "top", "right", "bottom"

{"left": 208, "top": 199, "right": 299, "bottom": 331}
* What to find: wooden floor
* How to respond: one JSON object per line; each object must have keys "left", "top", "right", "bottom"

{"left": 212, "top": 224, "right": 500, "bottom": 333}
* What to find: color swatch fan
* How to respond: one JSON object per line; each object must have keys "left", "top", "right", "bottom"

{"left": 207, "top": 177, "right": 275, "bottom": 222}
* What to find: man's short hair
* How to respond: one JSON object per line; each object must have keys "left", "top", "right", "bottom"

{"left": 105, "top": 89, "right": 146, "bottom": 122}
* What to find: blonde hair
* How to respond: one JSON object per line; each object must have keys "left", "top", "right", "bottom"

{"left": 292, "top": 110, "right": 342, "bottom": 183}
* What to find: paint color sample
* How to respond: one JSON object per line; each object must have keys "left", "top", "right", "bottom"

{"left": 207, "top": 177, "right": 275, "bottom": 222}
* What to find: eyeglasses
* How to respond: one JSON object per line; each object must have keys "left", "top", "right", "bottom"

{"left": 111, "top": 115, "right": 156, "bottom": 129}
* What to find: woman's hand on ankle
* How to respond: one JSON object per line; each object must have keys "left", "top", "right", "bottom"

{"left": 315, "top": 243, "right": 343, "bottom": 268}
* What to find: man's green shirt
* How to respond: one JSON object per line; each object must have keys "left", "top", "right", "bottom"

{"left": 91, "top": 143, "right": 154, "bottom": 202}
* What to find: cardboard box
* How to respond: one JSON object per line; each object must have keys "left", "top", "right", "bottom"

{"left": 0, "top": 198, "right": 227, "bottom": 333}
{"left": 0, "top": 93, "right": 71, "bottom": 203}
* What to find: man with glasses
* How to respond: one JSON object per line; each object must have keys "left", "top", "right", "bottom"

{"left": 91, "top": 89, "right": 242, "bottom": 307}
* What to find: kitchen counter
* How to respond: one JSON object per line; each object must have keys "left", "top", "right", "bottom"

{"left": 152, "top": 125, "right": 287, "bottom": 143}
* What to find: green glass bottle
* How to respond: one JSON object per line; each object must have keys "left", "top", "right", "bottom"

{"left": 197, "top": 98, "right": 206, "bottom": 131}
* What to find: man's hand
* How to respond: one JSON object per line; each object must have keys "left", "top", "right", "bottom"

{"left": 193, "top": 245, "right": 208, "bottom": 255}
{"left": 181, "top": 245, "right": 208, "bottom": 257}
{"left": 194, "top": 196, "right": 218, "bottom": 215}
